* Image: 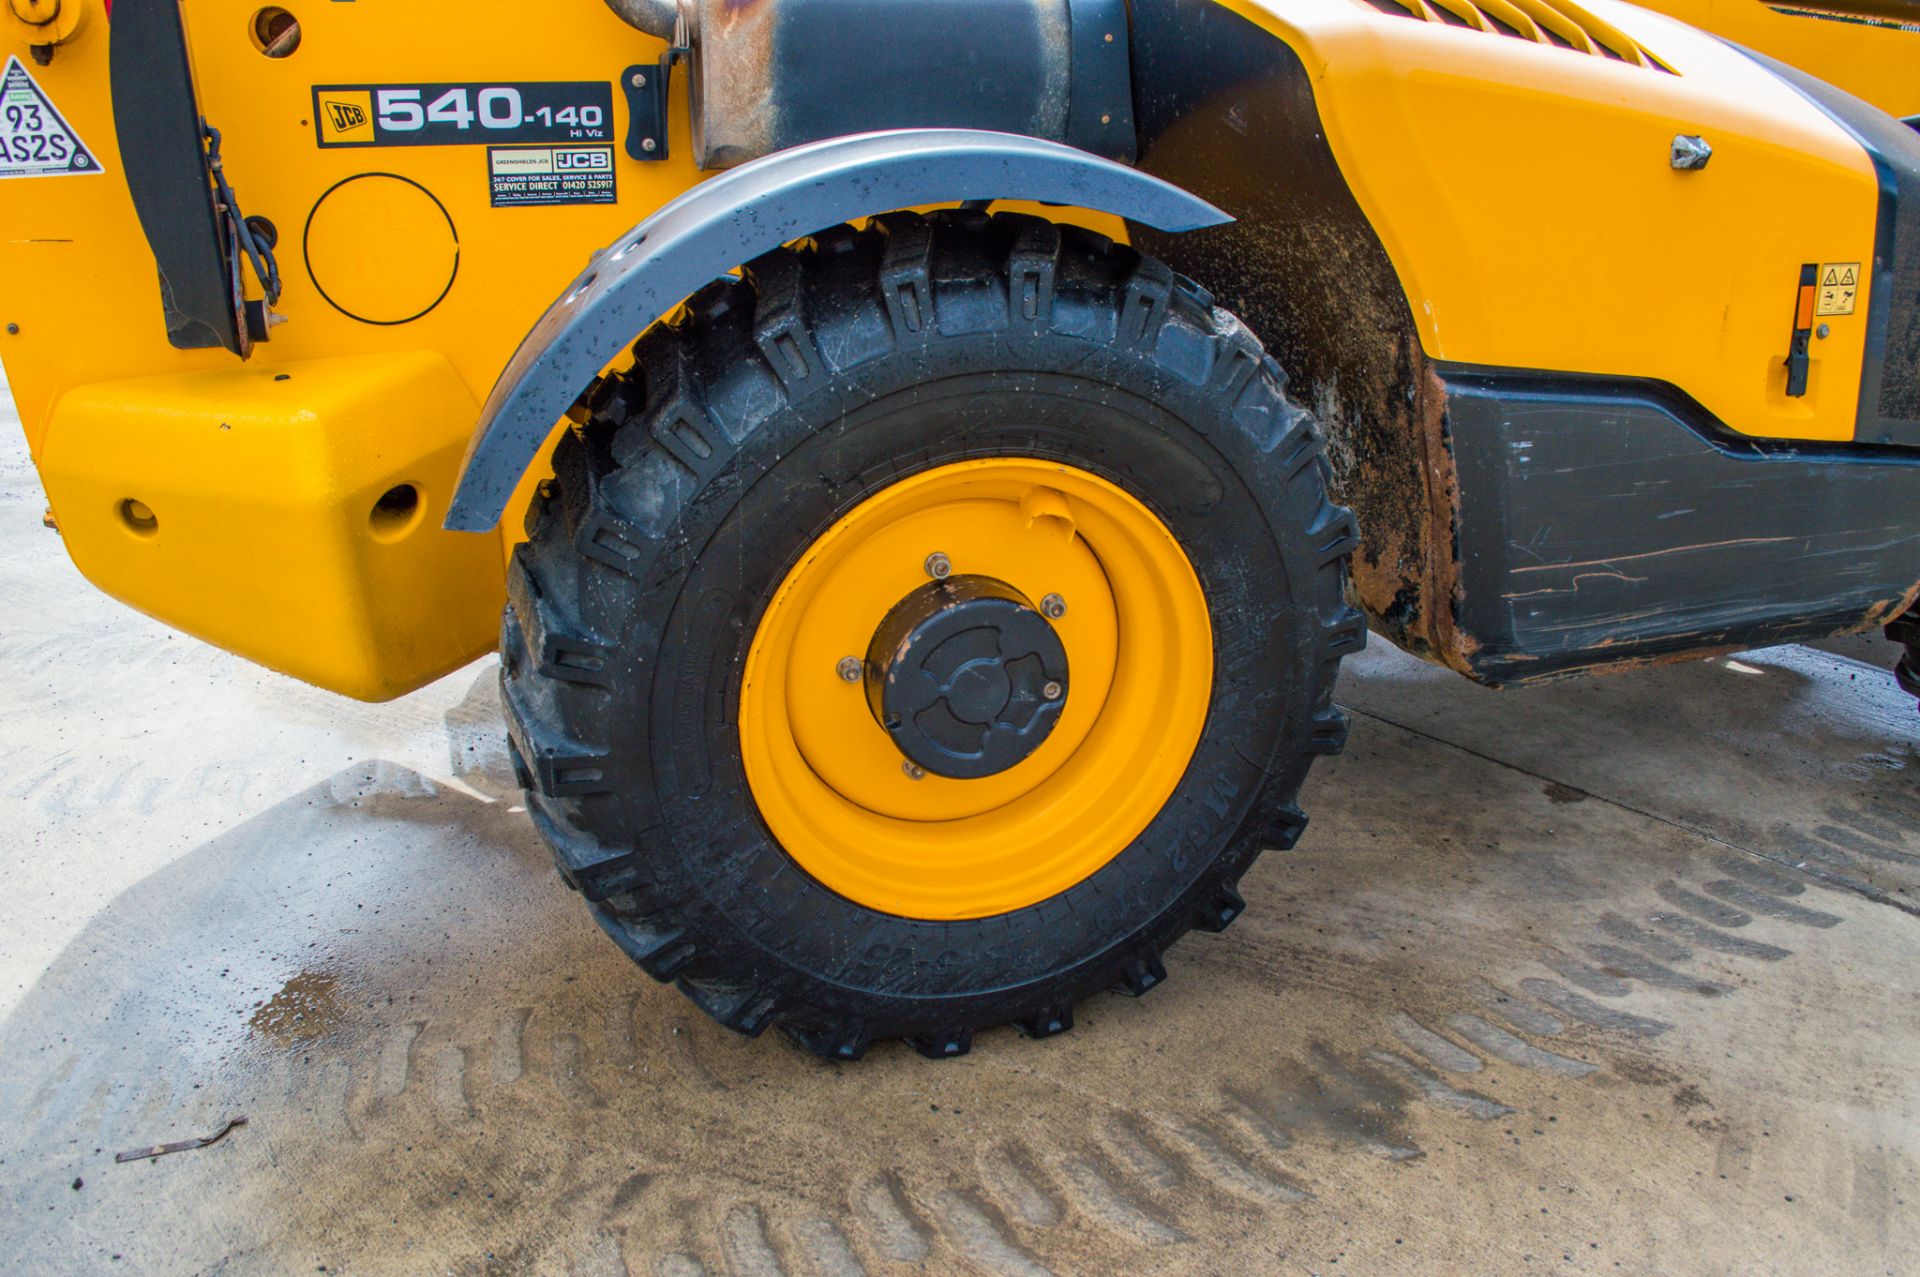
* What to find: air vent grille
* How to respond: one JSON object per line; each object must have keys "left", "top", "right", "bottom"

{"left": 1361, "top": 0, "right": 1676, "bottom": 70}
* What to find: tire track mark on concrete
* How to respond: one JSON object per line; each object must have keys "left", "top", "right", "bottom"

{"left": 434, "top": 1045, "right": 474, "bottom": 1121}
{"left": 1518, "top": 979, "right": 1672, "bottom": 1037}
{"left": 1385, "top": 1010, "right": 1484, "bottom": 1073}
{"left": 373, "top": 1021, "right": 422, "bottom": 1100}
{"left": 1579, "top": 944, "right": 1732, "bottom": 996}
{"left": 1466, "top": 978, "right": 1567, "bottom": 1037}
{"left": 492, "top": 1007, "right": 532, "bottom": 1085}
{"left": 1648, "top": 912, "right": 1790, "bottom": 960}
{"left": 1704, "top": 880, "right": 1843, "bottom": 927}
{"left": 1168, "top": 1120, "right": 1311, "bottom": 1203}
{"left": 976, "top": 1143, "right": 1062, "bottom": 1228}
{"left": 1446, "top": 1014, "right": 1596, "bottom": 1078}
{"left": 929, "top": 1189, "right": 1054, "bottom": 1277}
{"left": 788, "top": 1216, "right": 865, "bottom": 1277}
{"left": 853, "top": 1173, "right": 930, "bottom": 1264}
{"left": 1055, "top": 1156, "right": 1186, "bottom": 1244}
{"left": 1365, "top": 1051, "right": 1514, "bottom": 1119}
{"left": 720, "top": 1203, "right": 787, "bottom": 1277}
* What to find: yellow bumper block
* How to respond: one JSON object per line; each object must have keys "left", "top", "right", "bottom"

{"left": 38, "top": 352, "right": 504, "bottom": 701}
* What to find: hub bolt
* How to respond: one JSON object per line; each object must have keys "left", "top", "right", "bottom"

{"left": 836, "top": 656, "right": 862, "bottom": 684}
{"left": 1041, "top": 593, "right": 1067, "bottom": 619}
{"left": 1042, "top": 681, "right": 1063, "bottom": 701}
{"left": 924, "top": 552, "right": 952, "bottom": 580}
{"left": 901, "top": 761, "right": 927, "bottom": 781}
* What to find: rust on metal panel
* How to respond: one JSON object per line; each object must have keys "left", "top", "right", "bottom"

{"left": 1205, "top": 195, "right": 1475, "bottom": 675}
{"left": 1864, "top": 578, "right": 1920, "bottom": 629}
{"left": 1326, "top": 331, "right": 1473, "bottom": 676}
{"left": 691, "top": 0, "right": 778, "bottom": 168}
{"left": 1126, "top": 10, "right": 1475, "bottom": 680}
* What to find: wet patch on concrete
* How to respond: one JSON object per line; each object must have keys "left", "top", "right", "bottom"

{"left": 247, "top": 969, "right": 345, "bottom": 1045}
{"left": 3, "top": 640, "right": 1920, "bottom": 1273}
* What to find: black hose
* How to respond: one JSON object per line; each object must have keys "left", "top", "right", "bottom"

{"left": 203, "top": 123, "right": 281, "bottom": 306}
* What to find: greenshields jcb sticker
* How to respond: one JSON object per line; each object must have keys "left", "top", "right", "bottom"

{"left": 489, "top": 145, "right": 616, "bottom": 208}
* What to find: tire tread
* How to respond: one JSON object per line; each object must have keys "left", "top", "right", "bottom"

{"left": 502, "top": 211, "right": 1360, "bottom": 1058}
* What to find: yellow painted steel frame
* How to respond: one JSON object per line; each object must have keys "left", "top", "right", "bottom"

{"left": 0, "top": 0, "right": 1899, "bottom": 700}
{"left": 39, "top": 353, "right": 504, "bottom": 699}
{"left": 1215, "top": 0, "right": 1885, "bottom": 444}
{"left": 1636, "top": 0, "right": 1919, "bottom": 121}
{"left": 3, "top": 1, "right": 706, "bottom": 699}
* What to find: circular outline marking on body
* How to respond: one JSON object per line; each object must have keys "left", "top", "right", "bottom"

{"left": 302, "top": 172, "right": 460, "bottom": 326}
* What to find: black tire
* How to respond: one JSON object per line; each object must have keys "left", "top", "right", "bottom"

{"left": 502, "top": 210, "right": 1364, "bottom": 1060}
{"left": 1887, "top": 609, "right": 1920, "bottom": 703}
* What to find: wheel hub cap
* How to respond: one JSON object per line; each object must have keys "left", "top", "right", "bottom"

{"left": 866, "top": 575, "right": 1069, "bottom": 780}
{"left": 738, "top": 458, "right": 1213, "bottom": 920}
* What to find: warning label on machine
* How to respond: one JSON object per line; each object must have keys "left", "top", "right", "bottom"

{"left": 488, "top": 145, "right": 616, "bottom": 208}
{"left": 1815, "top": 262, "right": 1859, "bottom": 317}
{"left": 0, "top": 55, "right": 99, "bottom": 180}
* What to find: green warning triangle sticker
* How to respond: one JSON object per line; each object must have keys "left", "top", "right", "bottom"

{"left": 0, "top": 54, "right": 99, "bottom": 179}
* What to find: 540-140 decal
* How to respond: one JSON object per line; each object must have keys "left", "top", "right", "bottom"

{"left": 313, "top": 81, "right": 615, "bottom": 149}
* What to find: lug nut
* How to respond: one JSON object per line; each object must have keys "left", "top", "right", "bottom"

{"left": 924, "top": 552, "right": 952, "bottom": 580}
{"left": 1042, "top": 681, "right": 1063, "bottom": 701}
{"left": 837, "top": 656, "right": 862, "bottom": 684}
{"left": 1041, "top": 593, "right": 1067, "bottom": 619}
{"left": 901, "top": 761, "right": 927, "bottom": 781}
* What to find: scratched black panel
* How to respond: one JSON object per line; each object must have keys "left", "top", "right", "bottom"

{"left": 1447, "top": 371, "right": 1920, "bottom": 683}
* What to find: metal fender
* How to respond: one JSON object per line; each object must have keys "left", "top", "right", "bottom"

{"left": 444, "top": 128, "right": 1230, "bottom": 531}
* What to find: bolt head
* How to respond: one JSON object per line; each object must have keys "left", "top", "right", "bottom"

{"left": 1816, "top": 323, "right": 1831, "bottom": 340}
{"left": 901, "top": 761, "right": 927, "bottom": 781}
{"left": 631, "top": 72, "right": 648, "bottom": 88}
{"left": 837, "top": 656, "right": 862, "bottom": 684}
{"left": 924, "top": 552, "right": 952, "bottom": 580}
{"left": 1041, "top": 593, "right": 1067, "bottom": 619}
{"left": 1670, "top": 133, "right": 1712, "bottom": 171}
{"left": 641, "top": 137, "right": 658, "bottom": 153}
{"left": 1042, "top": 681, "right": 1063, "bottom": 701}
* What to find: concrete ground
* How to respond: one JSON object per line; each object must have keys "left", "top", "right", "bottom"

{"left": 3, "top": 393, "right": 1918, "bottom": 1276}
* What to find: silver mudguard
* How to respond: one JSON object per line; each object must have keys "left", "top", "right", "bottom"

{"left": 445, "top": 128, "right": 1230, "bottom": 531}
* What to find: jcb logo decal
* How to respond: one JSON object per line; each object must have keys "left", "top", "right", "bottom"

{"left": 317, "top": 91, "right": 374, "bottom": 143}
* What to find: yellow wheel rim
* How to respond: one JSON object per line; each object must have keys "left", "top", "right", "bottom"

{"left": 739, "top": 458, "right": 1213, "bottom": 920}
